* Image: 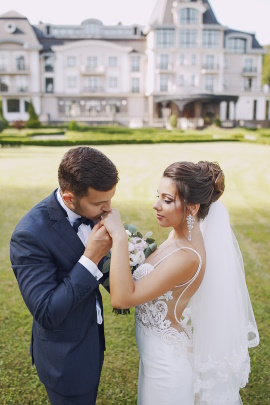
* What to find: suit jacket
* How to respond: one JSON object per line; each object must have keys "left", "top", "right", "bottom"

{"left": 10, "top": 190, "right": 107, "bottom": 396}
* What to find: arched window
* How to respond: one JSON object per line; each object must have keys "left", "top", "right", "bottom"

{"left": 179, "top": 8, "right": 198, "bottom": 24}
{"left": 226, "top": 37, "right": 246, "bottom": 53}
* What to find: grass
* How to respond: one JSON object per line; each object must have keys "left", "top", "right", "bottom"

{"left": 0, "top": 143, "right": 269, "bottom": 404}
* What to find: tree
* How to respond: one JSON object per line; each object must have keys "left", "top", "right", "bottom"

{"left": 262, "top": 46, "right": 270, "bottom": 86}
{"left": 0, "top": 98, "right": 8, "bottom": 132}
{"left": 25, "top": 100, "right": 41, "bottom": 128}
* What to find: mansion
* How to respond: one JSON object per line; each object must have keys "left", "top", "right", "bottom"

{"left": 0, "top": 0, "right": 268, "bottom": 128}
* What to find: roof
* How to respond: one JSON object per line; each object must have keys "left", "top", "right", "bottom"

{"left": 149, "top": 0, "right": 220, "bottom": 26}
{"left": 225, "top": 29, "right": 263, "bottom": 50}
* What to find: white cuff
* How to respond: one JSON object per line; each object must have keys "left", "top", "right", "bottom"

{"left": 79, "top": 256, "right": 103, "bottom": 281}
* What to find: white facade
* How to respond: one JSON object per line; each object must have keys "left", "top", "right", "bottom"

{"left": 0, "top": 2, "right": 269, "bottom": 128}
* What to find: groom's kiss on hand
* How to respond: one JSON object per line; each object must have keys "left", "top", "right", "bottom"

{"left": 10, "top": 147, "right": 118, "bottom": 405}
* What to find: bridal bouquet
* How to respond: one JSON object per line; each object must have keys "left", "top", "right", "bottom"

{"left": 102, "top": 224, "right": 157, "bottom": 314}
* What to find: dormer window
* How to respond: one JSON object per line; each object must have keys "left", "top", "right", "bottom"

{"left": 179, "top": 8, "right": 198, "bottom": 24}
{"left": 226, "top": 37, "right": 246, "bottom": 53}
{"left": 82, "top": 19, "right": 102, "bottom": 37}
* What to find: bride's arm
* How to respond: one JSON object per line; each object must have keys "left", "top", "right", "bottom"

{"left": 102, "top": 209, "right": 199, "bottom": 309}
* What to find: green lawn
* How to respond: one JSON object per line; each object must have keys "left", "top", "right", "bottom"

{"left": 0, "top": 143, "right": 269, "bottom": 404}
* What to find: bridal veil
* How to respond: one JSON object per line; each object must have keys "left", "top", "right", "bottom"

{"left": 189, "top": 201, "right": 259, "bottom": 404}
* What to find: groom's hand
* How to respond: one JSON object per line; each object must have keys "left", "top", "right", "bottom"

{"left": 83, "top": 223, "right": 112, "bottom": 265}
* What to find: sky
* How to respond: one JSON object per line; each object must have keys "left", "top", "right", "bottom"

{"left": 1, "top": 0, "right": 270, "bottom": 45}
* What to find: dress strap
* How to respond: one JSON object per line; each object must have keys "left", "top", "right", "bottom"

{"left": 153, "top": 248, "right": 182, "bottom": 268}
{"left": 173, "top": 247, "right": 202, "bottom": 324}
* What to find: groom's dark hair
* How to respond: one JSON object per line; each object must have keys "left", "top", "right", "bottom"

{"left": 58, "top": 146, "right": 119, "bottom": 197}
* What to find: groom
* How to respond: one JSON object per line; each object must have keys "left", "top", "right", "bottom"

{"left": 10, "top": 146, "right": 118, "bottom": 404}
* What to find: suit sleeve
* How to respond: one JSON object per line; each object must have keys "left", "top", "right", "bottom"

{"left": 10, "top": 229, "right": 99, "bottom": 330}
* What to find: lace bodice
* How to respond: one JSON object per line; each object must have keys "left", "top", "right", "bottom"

{"left": 133, "top": 247, "right": 202, "bottom": 357}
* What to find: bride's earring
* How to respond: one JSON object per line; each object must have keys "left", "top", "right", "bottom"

{"left": 186, "top": 214, "right": 195, "bottom": 241}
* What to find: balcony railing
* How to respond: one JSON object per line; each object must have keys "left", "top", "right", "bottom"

{"left": 0, "top": 86, "right": 29, "bottom": 93}
{"left": 83, "top": 86, "right": 104, "bottom": 93}
{"left": 243, "top": 67, "right": 257, "bottom": 73}
{"left": 0, "top": 66, "right": 29, "bottom": 74}
{"left": 81, "top": 66, "right": 106, "bottom": 75}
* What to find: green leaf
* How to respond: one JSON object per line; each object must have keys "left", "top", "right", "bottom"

{"left": 144, "top": 231, "right": 153, "bottom": 238}
{"left": 149, "top": 243, "right": 157, "bottom": 252}
{"left": 146, "top": 237, "right": 155, "bottom": 244}
{"left": 102, "top": 278, "right": 110, "bottom": 288}
{"left": 137, "top": 232, "right": 143, "bottom": 238}
{"left": 144, "top": 247, "right": 152, "bottom": 258}
{"left": 102, "top": 259, "right": 111, "bottom": 274}
{"left": 127, "top": 224, "right": 137, "bottom": 234}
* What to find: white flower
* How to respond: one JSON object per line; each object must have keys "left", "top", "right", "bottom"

{"left": 129, "top": 254, "right": 138, "bottom": 267}
{"left": 125, "top": 230, "right": 131, "bottom": 237}
{"left": 128, "top": 242, "right": 135, "bottom": 252}
{"left": 136, "top": 250, "right": 145, "bottom": 265}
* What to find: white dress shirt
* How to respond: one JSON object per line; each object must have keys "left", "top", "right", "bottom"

{"left": 56, "top": 188, "right": 103, "bottom": 324}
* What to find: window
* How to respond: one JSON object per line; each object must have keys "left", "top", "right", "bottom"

{"left": 179, "top": 8, "right": 198, "bottom": 24}
{"left": 83, "top": 22, "right": 102, "bottom": 36}
{"left": 67, "top": 56, "right": 76, "bottom": 67}
{"left": 178, "top": 75, "right": 185, "bottom": 87}
{"left": 16, "top": 56, "right": 25, "bottom": 71}
{"left": 156, "top": 29, "right": 175, "bottom": 48}
{"left": 87, "top": 76, "right": 99, "bottom": 91}
{"left": 244, "top": 58, "right": 255, "bottom": 73}
{"left": 0, "top": 54, "right": 7, "bottom": 71}
{"left": 205, "top": 55, "right": 215, "bottom": 69}
{"left": 67, "top": 76, "right": 77, "bottom": 88}
{"left": 180, "top": 54, "right": 185, "bottom": 66}
{"left": 131, "top": 55, "right": 140, "bottom": 72}
{"left": 132, "top": 77, "right": 140, "bottom": 93}
{"left": 86, "top": 57, "right": 97, "bottom": 69}
{"left": 109, "top": 56, "right": 117, "bottom": 67}
{"left": 16, "top": 76, "right": 27, "bottom": 92}
{"left": 160, "top": 54, "right": 169, "bottom": 70}
{"left": 244, "top": 77, "right": 252, "bottom": 91}
{"left": 44, "top": 56, "right": 54, "bottom": 72}
{"left": 109, "top": 77, "right": 118, "bottom": 88}
{"left": 265, "top": 100, "right": 269, "bottom": 120}
{"left": 24, "top": 101, "right": 30, "bottom": 113}
{"left": 160, "top": 75, "right": 169, "bottom": 92}
{"left": 190, "top": 74, "right": 196, "bottom": 87}
{"left": 179, "top": 29, "right": 197, "bottom": 48}
{"left": 45, "top": 78, "right": 54, "bottom": 93}
{"left": 253, "top": 100, "right": 257, "bottom": 120}
{"left": 191, "top": 54, "right": 196, "bottom": 65}
{"left": 226, "top": 38, "right": 246, "bottom": 53}
{"left": 7, "top": 99, "right": 20, "bottom": 113}
{"left": 205, "top": 75, "right": 214, "bottom": 91}
{"left": 0, "top": 77, "right": 8, "bottom": 92}
{"left": 203, "top": 30, "right": 220, "bottom": 49}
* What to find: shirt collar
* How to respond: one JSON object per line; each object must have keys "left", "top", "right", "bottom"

{"left": 56, "top": 188, "right": 81, "bottom": 226}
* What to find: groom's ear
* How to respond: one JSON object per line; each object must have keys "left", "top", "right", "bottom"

{"left": 62, "top": 190, "right": 76, "bottom": 208}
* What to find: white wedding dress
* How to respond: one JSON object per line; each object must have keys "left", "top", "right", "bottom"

{"left": 133, "top": 247, "right": 202, "bottom": 405}
{"left": 132, "top": 202, "right": 259, "bottom": 405}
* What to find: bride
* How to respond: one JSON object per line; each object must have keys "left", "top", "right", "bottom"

{"left": 101, "top": 161, "right": 259, "bottom": 405}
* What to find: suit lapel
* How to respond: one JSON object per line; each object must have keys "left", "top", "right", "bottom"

{"left": 46, "top": 190, "right": 85, "bottom": 257}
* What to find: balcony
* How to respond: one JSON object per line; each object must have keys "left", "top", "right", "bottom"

{"left": 0, "top": 66, "right": 30, "bottom": 75}
{"left": 83, "top": 86, "right": 104, "bottom": 93}
{"left": 201, "top": 64, "right": 219, "bottom": 74}
{"left": 156, "top": 64, "right": 175, "bottom": 73}
{"left": 81, "top": 65, "right": 106, "bottom": 75}
{"left": 242, "top": 67, "right": 257, "bottom": 76}
{"left": 0, "top": 85, "right": 29, "bottom": 94}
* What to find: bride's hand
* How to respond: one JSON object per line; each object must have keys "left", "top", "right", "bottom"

{"left": 100, "top": 209, "right": 126, "bottom": 240}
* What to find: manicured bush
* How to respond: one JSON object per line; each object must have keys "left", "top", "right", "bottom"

{"left": 68, "top": 120, "right": 79, "bottom": 131}
{"left": 25, "top": 101, "right": 41, "bottom": 128}
{"left": 169, "top": 114, "right": 177, "bottom": 128}
{"left": 215, "top": 116, "right": 221, "bottom": 127}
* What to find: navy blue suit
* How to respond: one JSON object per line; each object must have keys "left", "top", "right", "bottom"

{"left": 10, "top": 191, "right": 106, "bottom": 399}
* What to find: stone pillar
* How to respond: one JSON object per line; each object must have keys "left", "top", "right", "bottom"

{"left": 148, "top": 95, "right": 154, "bottom": 127}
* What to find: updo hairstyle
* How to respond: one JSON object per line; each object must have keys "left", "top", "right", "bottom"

{"left": 163, "top": 161, "right": 225, "bottom": 220}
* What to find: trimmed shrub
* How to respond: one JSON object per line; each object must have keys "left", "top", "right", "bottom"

{"left": 25, "top": 101, "right": 41, "bottom": 128}
{"left": 215, "top": 116, "right": 221, "bottom": 127}
{"left": 68, "top": 120, "right": 79, "bottom": 131}
{"left": 169, "top": 114, "right": 177, "bottom": 128}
